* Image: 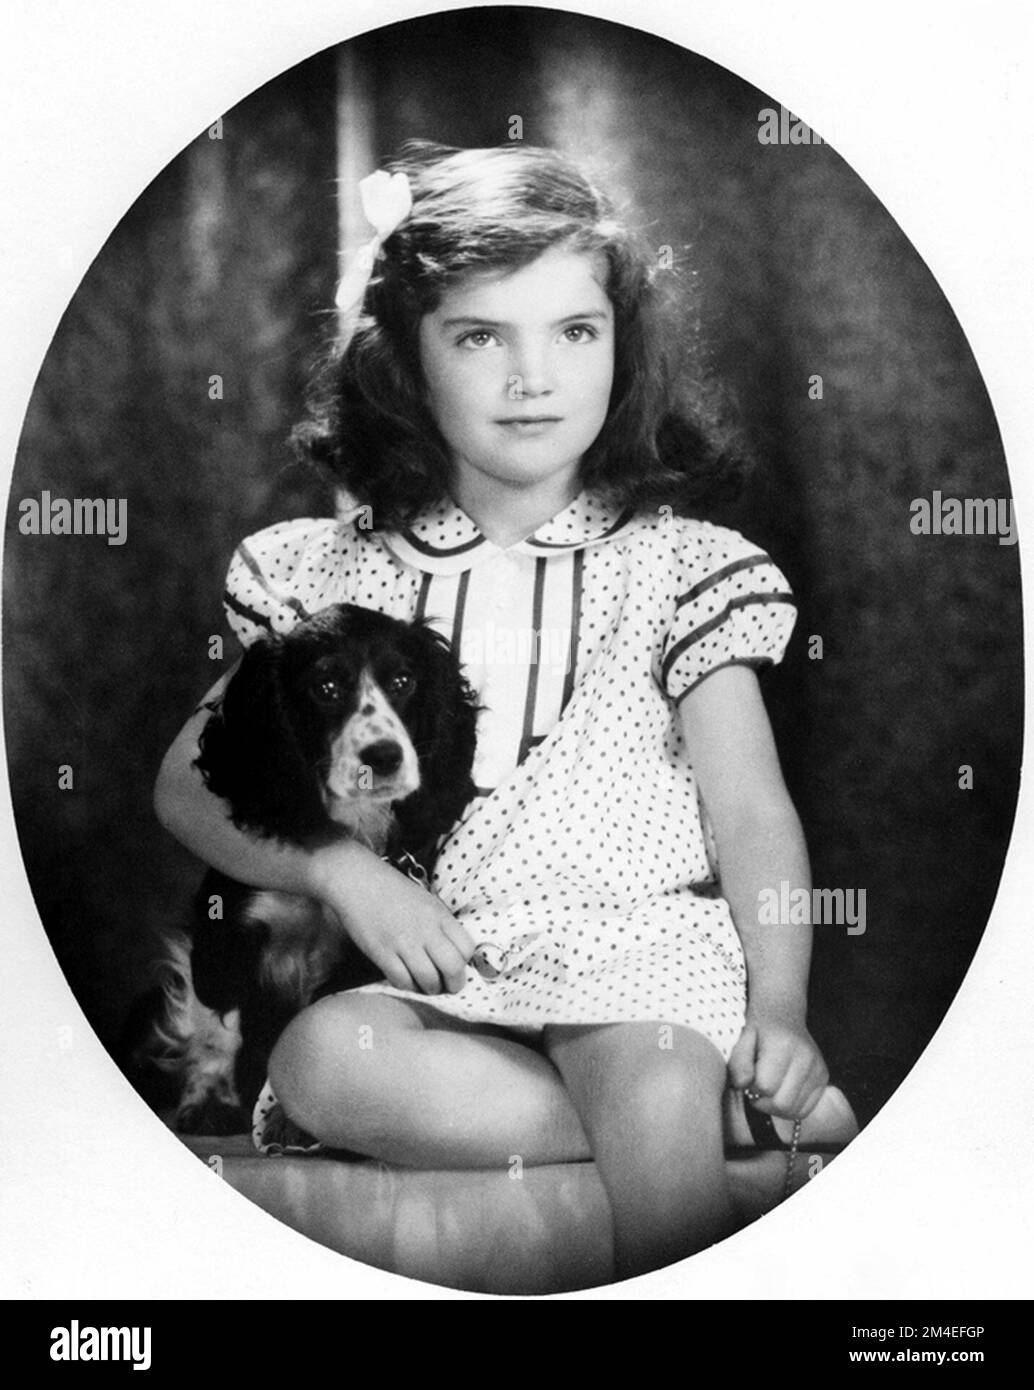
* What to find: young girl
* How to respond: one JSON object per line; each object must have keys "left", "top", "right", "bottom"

{"left": 155, "top": 140, "right": 853, "bottom": 1282}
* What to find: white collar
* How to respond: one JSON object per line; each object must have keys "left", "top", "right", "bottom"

{"left": 347, "top": 489, "right": 640, "bottom": 576}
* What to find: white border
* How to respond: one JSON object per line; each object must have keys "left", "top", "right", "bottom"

{"left": 1, "top": 0, "right": 1031, "bottom": 1300}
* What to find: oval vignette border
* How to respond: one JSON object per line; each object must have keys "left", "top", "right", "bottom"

{"left": 0, "top": 2, "right": 1028, "bottom": 1301}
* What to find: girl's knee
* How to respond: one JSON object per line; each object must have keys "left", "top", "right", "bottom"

{"left": 269, "top": 991, "right": 426, "bottom": 1143}
{"left": 550, "top": 1022, "right": 726, "bottom": 1147}
{"left": 268, "top": 994, "right": 367, "bottom": 1129}
{"left": 626, "top": 1041, "right": 724, "bottom": 1139}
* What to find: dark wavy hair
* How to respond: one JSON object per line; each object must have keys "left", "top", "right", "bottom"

{"left": 292, "top": 140, "right": 750, "bottom": 529}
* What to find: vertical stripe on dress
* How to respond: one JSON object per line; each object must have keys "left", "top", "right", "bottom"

{"left": 517, "top": 557, "right": 547, "bottom": 765}
{"left": 451, "top": 569, "right": 471, "bottom": 651}
{"left": 560, "top": 547, "right": 584, "bottom": 713}
{"left": 414, "top": 572, "right": 433, "bottom": 623}
{"left": 420, "top": 572, "right": 463, "bottom": 655}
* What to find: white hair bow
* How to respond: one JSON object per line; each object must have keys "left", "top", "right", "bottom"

{"left": 334, "top": 170, "right": 412, "bottom": 344}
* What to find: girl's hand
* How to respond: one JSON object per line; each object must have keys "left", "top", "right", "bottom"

{"left": 727, "top": 1004, "right": 829, "bottom": 1120}
{"left": 309, "top": 843, "right": 475, "bottom": 996}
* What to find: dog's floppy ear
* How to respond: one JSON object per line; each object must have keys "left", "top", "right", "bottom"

{"left": 393, "top": 623, "right": 480, "bottom": 855}
{"left": 195, "top": 635, "right": 328, "bottom": 843}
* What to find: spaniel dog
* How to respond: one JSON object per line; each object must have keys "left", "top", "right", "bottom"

{"left": 139, "top": 602, "right": 479, "bottom": 1135}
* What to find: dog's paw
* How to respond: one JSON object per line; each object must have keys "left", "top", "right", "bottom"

{"left": 176, "top": 1097, "right": 249, "bottom": 1136}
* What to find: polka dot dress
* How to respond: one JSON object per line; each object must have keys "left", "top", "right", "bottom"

{"left": 225, "top": 491, "right": 796, "bottom": 1150}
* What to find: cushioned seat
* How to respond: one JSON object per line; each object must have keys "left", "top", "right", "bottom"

{"left": 179, "top": 1135, "right": 611, "bottom": 1294}
{"left": 177, "top": 1085, "right": 857, "bottom": 1292}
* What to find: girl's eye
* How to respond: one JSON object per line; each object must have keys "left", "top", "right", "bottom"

{"left": 562, "top": 323, "right": 598, "bottom": 343}
{"left": 388, "top": 672, "right": 416, "bottom": 697}
{"left": 458, "top": 330, "right": 497, "bottom": 350}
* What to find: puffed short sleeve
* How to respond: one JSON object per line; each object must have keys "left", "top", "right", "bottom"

{"left": 661, "top": 523, "right": 797, "bottom": 702}
{"left": 222, "top": 516, "right": 349, "bottom": 646}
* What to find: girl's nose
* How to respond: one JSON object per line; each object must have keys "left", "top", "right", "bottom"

{"left": 509, "top": 344, "right": 555, "bottom": 399}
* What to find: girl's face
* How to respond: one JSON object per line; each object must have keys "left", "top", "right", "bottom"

{"left": 418, "top": 246, "right": 615, "bottom": 507}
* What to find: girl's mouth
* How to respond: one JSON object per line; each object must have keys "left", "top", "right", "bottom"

{"left": 497, "top": 417, "right": 562, "bottom": 433}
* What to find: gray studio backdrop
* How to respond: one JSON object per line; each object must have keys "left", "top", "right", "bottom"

{"left": 3, "top": 8, "right": 1020, "bottom": 1124}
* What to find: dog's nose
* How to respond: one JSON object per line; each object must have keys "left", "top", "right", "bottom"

{"left": 361, "top": 739, "right": 404, "bottom": 776}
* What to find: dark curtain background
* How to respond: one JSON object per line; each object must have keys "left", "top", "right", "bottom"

{"left": 3, "top": 8, "right": 1021, "bottom": 1127}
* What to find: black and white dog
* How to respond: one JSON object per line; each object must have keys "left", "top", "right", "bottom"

{"left": 139, "top": 602, "right": 479, "bottom": 1135}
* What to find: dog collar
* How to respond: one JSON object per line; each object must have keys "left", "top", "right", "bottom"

{"left": 381, "top": 849, "right": 431, "bottom": 888}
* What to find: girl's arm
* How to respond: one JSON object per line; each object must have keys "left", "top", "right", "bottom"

{"left": 153, "top": 670, "right": 473, "bottom": 995}
{"left": 678, "top": 664, "right": 829, "bottom": 1118}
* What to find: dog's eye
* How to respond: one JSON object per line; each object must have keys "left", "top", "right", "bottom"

{"left": 312, "top": 677, "right": 345, "bottom": 706}
{"left": 388, "top": 672, "right": 415, "bottom": 697}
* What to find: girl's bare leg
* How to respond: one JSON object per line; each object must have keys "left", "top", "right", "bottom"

{"left": 543, "top": 1021, "right": 734, "bottom": 1281}
{"left": 271, "top": 992, "right": 802, "bottom": 1243}
{"left": 268, "top": 991, "right": 592, "bottom": 1168}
